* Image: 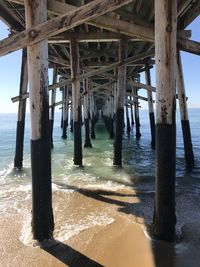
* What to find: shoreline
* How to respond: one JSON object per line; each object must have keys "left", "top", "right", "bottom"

{"left": 1, "top": 181, "right": 200, "bottom": 267}
{"left": 0, "top": 186, "right": 155, "bottom": 267}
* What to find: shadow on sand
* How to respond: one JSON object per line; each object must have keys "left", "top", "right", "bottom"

{"left": 40, "top": 239, "right": 104, "bottom": 267}
{"left": 48, "top": 121, "right": 177, "bottom": 267}
{"left": 54, "top": 183, "right": 176, "bottom": 267}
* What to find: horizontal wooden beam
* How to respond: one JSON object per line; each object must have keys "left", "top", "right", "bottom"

{"left": 2, "top": 1, "right": 199, "bottom": 56}
{"left": 128, "top": 80, "right": 156, "bottom": 92}
{"left": 49, "top": 55, "right": 70, "bottom": 67}
{"left": 178, "top": 0, "right": 200, "bottom": 29}
{"left": 48, "top": 50, "right": 154, "bottom": 91}
{"left": 0, "top": 0, "right": 132, "bottom": 57}
{"left": 0, "top": 2, "right": 24, "bottom": 31}
{"left": 126, "top": 95, "right": 152, "bottom": 102}
{"left": 49, "top": 30, "right": 190, "bottom": 43}
{"left": 178, "top": 38, "right": 200, "bottom": 56}
{"left": 7, "top": 0, "right": 23, "bottom": 4}
{"left": 49, "top": 99, "right": 71, "bottom": 109}
{"left": 11, "top": 50, "right": 154, "bottom": 103}
{"left": 49, "top": 32, "right": 126, "bottom": 43}
{"left": 91, "top": 82, "right": 113, "bottom": 92}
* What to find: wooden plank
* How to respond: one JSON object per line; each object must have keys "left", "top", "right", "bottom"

{"left": 0, "top": 0, "right": 133, "bottom": 57}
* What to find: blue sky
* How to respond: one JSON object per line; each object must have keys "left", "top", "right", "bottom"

{"left": 0, "top": 16, "right": 200, "bottom": 113}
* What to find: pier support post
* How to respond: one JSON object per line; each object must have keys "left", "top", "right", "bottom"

{"left": 126, "top": 101, "right": 131, "bottom": 135}
{"left": 90, "top": 91, "right": 96, "bottom": 139}
{"left": 153, "top": 0, "right": 177, "bottom": 242}
{"left": 145, "top": 64, "right": 155, "bottom": 148}
{"left": 109, "top": 89, "right": 115, "bottom": 139}
{"left": 83, "top": 78, "right": 92, "bottom": 147}
{"left": 133, "top": 86, "right": 141, "bottom": 139}
{"left": 62, "top": 86, "right": 68, "bottom": 139}
{"left": 25, "top": 0, "right": 54, "bottom": 241}
{"left": 130, "top": 97, "right": 134, "bottom": 126}
{"left": 70, "top": 38, "right": 82, "bottom": 166}
{"left": 70, "top": 104, "right": 73, "bottom": 133}
{"left": 50, "top": 66, "right": 57, "bottom": 148}
{"left": 14, "top": 48, "right": 28, "bottom": 169}
{"left": 60, "top": 87, "right": 63, "bottom": 129}
{"left": 113, "top": 39, "right": 127, "bottom": 166}
{"left": 176, "top": 51, "right": 194, "bottom": 171}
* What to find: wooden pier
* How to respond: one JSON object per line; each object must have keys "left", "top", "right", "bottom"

{"left": 0, "top": 0, "right": 199, "bottom": 242}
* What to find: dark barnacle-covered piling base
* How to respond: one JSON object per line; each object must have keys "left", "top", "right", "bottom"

{"left": 0, "top": 0, "right": 200, "bottom": 266}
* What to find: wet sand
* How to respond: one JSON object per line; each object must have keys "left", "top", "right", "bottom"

{"left": 0, "top": 186, "right": 156, "bottom": 267}
{"left": 1, "top": 184, "right": 200, "bottom": 267}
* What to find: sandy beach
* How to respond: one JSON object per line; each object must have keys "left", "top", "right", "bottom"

{"left": 1, "top": 179, "right": 200, "bottom": 267}
{"left": 0, "top": 186, "right": 156, "bottom": 267}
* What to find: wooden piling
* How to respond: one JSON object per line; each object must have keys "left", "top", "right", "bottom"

{"left": 70, "top": 38, "right": 82, "bottom": 166}
{"left": 153, "top": 0, "right": 177, "bottom": 242}
{"left": 70, "top": 104, "right": 73, "bottom": 133}
{"left": 14, "top": 48, "right": 28, "bottom": 169}
{"left": 60, "top": 87, "right": 63, "bottom": 128}
{"left": 133, "top": 86, "right": 141, "bottom": 139}
{"left": 113, "top": 39, "right": 127, "bottom": 166}
{"left": 49, "top": 66, "right": 57, "bottom": 148}
{"left": 125, "top": 101, "right": 131, "bottom": 135}
{"left": 176, "top": 51, "right": 194, "bottom": 171}
{"left": 83, "top": 78, "right": 92, "bottom": 147}
{"left": 109, "top": 89, "right": 115, "bottom": 139}
{"left": 90, "top": 91, "right": 96, "bottom": 139}
{"left": 130, "top": 96, "right": 134, "bottom": 126}
{"left": 145, "top": 64, "right": 155, "bottom": 148}
{"left": 62, "top": 85, "right": 68, "bottom": 139}
{"left": 24, "top": 0, "right": 54, "bottom": 241}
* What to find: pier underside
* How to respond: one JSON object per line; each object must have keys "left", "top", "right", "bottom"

{"left": 0, "top": 0, "right": 199, "bottom": 254}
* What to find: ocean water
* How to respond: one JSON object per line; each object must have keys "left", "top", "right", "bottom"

{"left": 0, "top": 109, "right": 200, "bottom": 266}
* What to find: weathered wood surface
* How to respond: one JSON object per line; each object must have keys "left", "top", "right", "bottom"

{"left": 145, "top": 63, "right": 155, "bottom": 148}
{"left": 176, "top": 50, "right": 194, "bottom": 171}
{"left": 11, "top": 50, "right": 154, "bottom": 103}
{"left": 128, "top": 79, "right": 156, "bottom": 92}
{"left": 0, "top": 0, "right": 133, "bottom": 57}
{"left": 113, "top": 39, "right": 127, "bottom": 166}
{"left": 14, "top": 48, "right": 28, "bottom": 168}
{"left": 1, "top": 1, "right": 200, "bottom": 57}
{"left": 70, "top": 38, "right": 83, "bottom": 165}
{"left": 178, "top": 0, "right": 200, "bottom": 29}
{"left": 153, "top": 0, "right": 177, "bottom": 242}
{"left": 49, "top": 66, "right": 57, "bottom": 147}
{"left": 83, "top": 78, "right": 92, "bottom": 147}
{"left": 49, "top": 30, "right": 190, "bottom": 43}
{"left": 62, "top": 86, "right": 68, "bottom": 139}
{"left": 24, "top": 0, "right": 54, "bottom": 241}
